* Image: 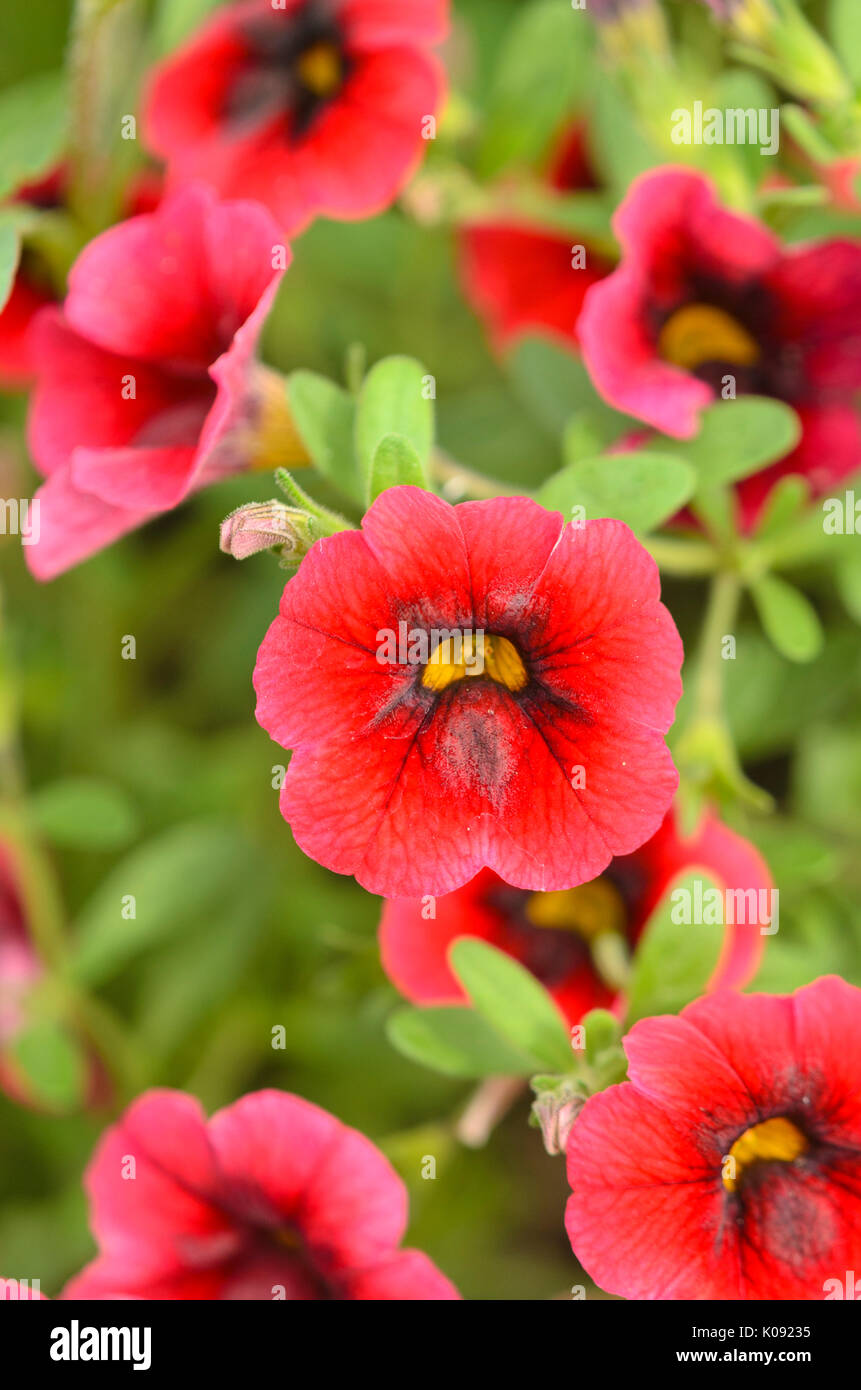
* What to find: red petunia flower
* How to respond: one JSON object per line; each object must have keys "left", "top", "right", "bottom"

{"left": 25, "top": 183, "right": 288, "bottom": 581}
{"left": 565, "top": 976, "right": 861, "bottom": 1299}
{"left": 64, "top": 1088, "right": 459, "bottom": 1300}
{"left": 143, "top": 0, "right": 448, "bottom": 236}
{"left": 578, "top": 167, "right": 861, "bottom": 520}
{"left": 459, "top": 124, "right": 612, "bottom": 351}
{"left": 254, "top": 486, "right": 682, "bottom": 898}
{"left": 379, "top": 806, "right": 769, "bottom": 1023}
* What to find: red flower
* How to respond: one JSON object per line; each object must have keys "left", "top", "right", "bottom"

{"left": 459, "top": 124, "right": 612, "bottom": 351}
{"left": 0, "top": 170, "right": 67, "bottom": 389}
{"left": 578, "top": 167, "right": 861, "bottom": 519}
{"left": 25, "top": 183, "right": 287, "bottom": 581}
{"left": 380, "top": 806, "right": 769, "bottom": 1022}
{"left": 143, "top": 0, "right": 448, "bottom": 236}
{"left": 0, "top": 169, "right": 163, "bottom": 392}
{"left": 565, "top": 976, "right": 861, "bottom": 1299}
{"left": 64, "top": 1088, "right": 459, "bottom": 1300}
{"left": 254, "top": 486, "right": 682, "bottom": 898}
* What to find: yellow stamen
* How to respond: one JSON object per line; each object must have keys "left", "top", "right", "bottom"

{"left": 723, "top": 1117, "right": 808, "bottom": 1193}
{"left": 658, "top": 303, "right": 760, "bottom": 370}
{"left": 524, "top": 880, "right": 626, "bottom": 942}
{"left": 421, "top": 633, "right": 528, "bottom": 693}
{"left": 296, "top": 42, "right": 343, "bottom": 98}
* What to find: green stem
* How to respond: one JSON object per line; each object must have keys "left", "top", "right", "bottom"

{"left": 693, "top": 568, "right": 742, "bottom": 724}
{"left": 0, "top": 589, "right": 141, "bottom": 1106}
{"left": 429, "top": 450, "right": 520, "bottom": 501}
{"left": 645, "top": 536, "right": 718, "bottom": 576}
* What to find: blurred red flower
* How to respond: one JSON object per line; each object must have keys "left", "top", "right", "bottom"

{"left": 25, "top": 183, "right": 287, "bottom": 580}
{"left": 566, "top": 976, "right": 861, "bottom": 1299}
{"left": 379, "top": 805, "right": 769, "bottom": 1022}
{"left": 254, "top": 486, "right": 682, "bottom": 897}
{"left": 578, "top": 166, "right": 861, "bottom": 521}
{"left": 0, "top": 169, "right": 163, "bottom": 392}
{"left": 65, "top": 1088, "right": 459, "bottom": 1300}
{"left": 459, "top": 124, "right": 612, "bottom": 351}
{"left": 143, "top": 0, "right": 448, "bottom": 236}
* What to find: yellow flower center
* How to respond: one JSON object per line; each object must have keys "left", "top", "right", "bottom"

{"left": 296, "top": 41, "right": 343, "bottom": 98}
{"left": 658, "top": 303, "right": 760, "bottom": 370}
{"left": 722, "top": 1117, "right": 808, "bottom": 1193}
{"left": 422, "top": 633, "right": 528, "bottom": 693}
{"left": 524, "top": 879, "right": 627, "bottom": 941}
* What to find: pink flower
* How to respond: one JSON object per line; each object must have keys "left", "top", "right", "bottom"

{"left": 64, "top": 1088, "right": 460, "bottom": 1300}
{"left": 25, "top": 183, "right": 287, "bottom": 580}
{"left": 579, "top": 167, "right": 861, "bottom": 521}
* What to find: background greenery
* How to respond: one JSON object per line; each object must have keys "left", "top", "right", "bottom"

{"left": 1, "top": 0, "right": 860, "bottom": 1300}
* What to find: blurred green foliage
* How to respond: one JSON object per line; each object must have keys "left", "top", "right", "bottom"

{"left": 0, "top": 0, "right": 859, "bottom": 1302}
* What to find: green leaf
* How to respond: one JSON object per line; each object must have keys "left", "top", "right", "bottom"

{"left": 0, "top": 216, "right": 21, "bottom": 315}
{"left": 28, "top": 777, "right": 139, "bottom": 851}
{"left": 368, "top": 433, "right": 427, "bottom": 502}
{"left": 829, "top": 0, "right": 861, "bottom": 85}
{"left": 754, "top": 475, "right": 809, "bottom": 539}
{"left": 448, "top": 937, "right": 573, "bottom": 1073}
{"left": 535, "top": 451, "right": 696, "bottom": 534}
{"left": 70, "top": 822, "right": 260, "bottom": 986}
{"left": 661, "top": 397, "right": 801, "bottom": 486}
{"left": 355, "top": 356, "right": 434, "bottom": 497}
{"left": 750, "top": 574, "right": 825, "bottom": 663}
{"left": 626, "top": 872, "right": 726, "bottom": 1024}
{"left": 10, "top": 1020, "right": 88, "bottom": 1112}
{"left": 580, "top": 1008, "right": 622, "bottom": 1067}
{"left": 287, "top": 370, "right": 361, "bottom": 502}
{"left": 509, "top": 338, "right": 601, "bottom": 437}
{"left": 386, "top": 1005, "right": 538, "bottom": 1079}
{"left": 477, "top": 0, "right": 593, "bottom": 177}
{"left": 0, "top": 71, "right": 67, "bottom": 201}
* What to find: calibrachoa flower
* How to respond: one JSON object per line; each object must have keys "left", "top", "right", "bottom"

{"left": 25, "top": 183, "right": 291, "bottom": 581}
{"left": 379, "top": 806, "right": 769, "bottom": 1023}
{"left": 143, "top": 0, "right": 448, "bottom": 237}
{"left": 254, "top": 486, "right": 682, "bottom": 898}
{"left": 64, "top": 1088, "right": 459, "bottom": 1300}
{"left": 459, "top": 124, "right": 612, "bottom": 351}
{"left": 565, "top": 976, "right": 861, "bottom": 1299}
{"left": 578, "top": 167, "right": 861, "bottom": 518}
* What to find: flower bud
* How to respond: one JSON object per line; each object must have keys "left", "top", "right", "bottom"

{"left": 219, "top": 501, "right": 320, "bottom": 564}
{"left": 531, "top": 1081, "right": 587, "bottom": 1157}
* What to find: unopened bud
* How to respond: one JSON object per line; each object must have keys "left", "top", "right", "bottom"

{"left": 219, "top": 501, "right": 318, "bottom": 563}
{"left": 531, "top": 1082, "right": 587, "bottom": 1157}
